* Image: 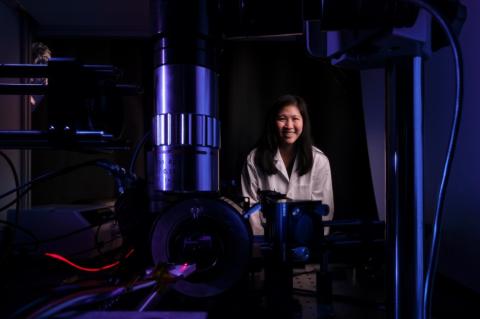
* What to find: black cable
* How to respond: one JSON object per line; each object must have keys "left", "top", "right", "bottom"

{"left": 0, "top": 151, "right": 22, "bottom": 263}
{"left": 0, "top": 159, "right": 122, "bottom": 202}
{"left": 0, "top": 159, "right": 125, "bottom": 253}
{"left": 1, "top": 218, "right": 118, "bottom": 254}
{"left": 128, "top": 130, "right": 151, "bottom": 175}
{"left": 68, "top": 236, "right": 122, "bottom": 258}
{"left": 0, "top": 150, "right": 21, "bottom": 222}
{"left": 0, "top": 219, "right": 38, "bottom": 244}
{"left": 18, "top": 219, "right": 115, "bottom": 247}
{"left": 407, "top": 1, "right": 464, "bottom": 319}
{"left": 0, "top": 186, "right": 31, "bottom": 213}
{"left": 0, "top": 159, "right": 98, "bottom": 201}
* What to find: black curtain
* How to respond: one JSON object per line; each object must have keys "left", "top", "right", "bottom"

{"left": 219, "top": 39, "right": 378, "bottom": 220}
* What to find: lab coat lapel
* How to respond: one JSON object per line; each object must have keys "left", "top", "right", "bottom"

{"left": 274, "top": 149, "right": 290, "bottom": 182}
{"left": 289, "top": 155, "right": 299, "bottom": 184}
{"left": 286, "top": 154, "right": 300, "bottom": 196}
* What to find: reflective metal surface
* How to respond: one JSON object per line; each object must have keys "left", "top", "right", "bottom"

{"left": 152, "top": 64, "right": 219, "bottom": 192}
{"left": 152, "top": 113, "right": 219, "bottom": 148}
{"left": 154, "top": 64, "right": 218, "bottom": 116}
{"left": 153, "top": 146, "right": 218, "bottom": 192}
{"left": 385, "top": 56, "right": 424, "bottom": 319}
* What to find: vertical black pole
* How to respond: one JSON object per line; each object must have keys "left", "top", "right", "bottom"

{"left": 385, "top": 56, "right": 424, "bottom": 319}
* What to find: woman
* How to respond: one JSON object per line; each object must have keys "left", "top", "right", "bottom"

{"left": 241, "top": 94, "right": 334, "bottom": 235}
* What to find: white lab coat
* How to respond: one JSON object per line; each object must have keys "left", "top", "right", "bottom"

{"left": 241, "top": 147, "right": 334, "bottom": 235}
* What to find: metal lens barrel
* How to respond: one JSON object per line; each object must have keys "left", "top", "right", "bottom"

{"left": 153, "top": 65, "right": 219, "bottom": 192}
{"left": 151, "top": 0, "right": 221, "bottom": 193}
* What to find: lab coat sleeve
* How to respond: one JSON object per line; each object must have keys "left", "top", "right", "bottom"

{"left": 240, "top": 154, "right": 264, "bottom": 235}
{"left": 312, "top": 154, "right": 334, "bottom": 221}
{"left": 241, "top": 155, "right": 260, "bottom": 204}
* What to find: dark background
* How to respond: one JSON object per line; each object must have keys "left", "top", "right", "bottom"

{"left": 1, "top": 0, "right": 480, "bottom": 315}
{"left": 29, "top": 37, "right": 378, "bottom": 221}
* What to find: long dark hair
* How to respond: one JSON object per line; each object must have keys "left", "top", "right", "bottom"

{"left": 254, "top": 94, "right": 314, "bottom": 176}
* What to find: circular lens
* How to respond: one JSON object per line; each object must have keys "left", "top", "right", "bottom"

{"left": 150, "top": 197, "right": 251, "bottom": 297}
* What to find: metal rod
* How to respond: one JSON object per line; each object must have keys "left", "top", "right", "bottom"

{"left": 385, "top": 56, "right": 424, "bottom": 319}
{"left": 0, "top": 83, "right": 141, "bottom": 96}
{"left": 137, "top": 290, "right": 159, "bottom": 312}
{"left": 0, "top": 83, "right": 47, "bottom": 95}
{"left": 0, "top": 63, "right": 119, "bottom": 78}
{"left": 0, "top": 130, "right": 128, "bottom": 150}
{"left": 0, "top": 64, "right": 48, "bottom": 77}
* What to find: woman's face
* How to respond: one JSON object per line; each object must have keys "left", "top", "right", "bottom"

{"left": 275, "top": 104, "right": 303, "bottom": 146}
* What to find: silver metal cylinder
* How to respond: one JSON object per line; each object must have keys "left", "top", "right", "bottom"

{"left": 152, "top": 64, "right": 220, "bottom": 192}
